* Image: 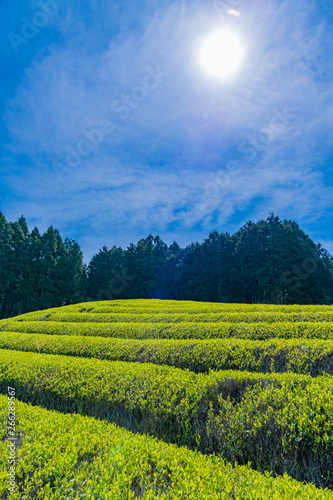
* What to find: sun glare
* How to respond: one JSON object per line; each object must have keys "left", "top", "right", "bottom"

{"left": 200, "top": 31, "right": 244, "bottom": 79}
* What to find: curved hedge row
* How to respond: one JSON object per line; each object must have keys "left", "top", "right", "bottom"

{"left": 13, "top": 299, "right": 333, "bottom": 317}
{"left": 1, "top": 397, "right": 331, "bottom": 499}
{"left": 2, "top": 320, "right": 333, "bottom": 340}
{"left": 0, "top": 349, "right": 333, "bottom": 488}
{"left": 11, "top": 311, "right": 333, "bottom": 324}
{"left": 63, "top": 303, "right": 333, "bottom": 315}
{"left": 1, "top": 331, "right": 333, "bottom": 376}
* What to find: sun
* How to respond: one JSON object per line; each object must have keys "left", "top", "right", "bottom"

{"left": 200, "top": 31, "right": 244, "bottom": 79}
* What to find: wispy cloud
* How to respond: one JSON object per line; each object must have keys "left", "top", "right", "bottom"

{"left": 1, "top": 0, "right": 333, "bottom": 259}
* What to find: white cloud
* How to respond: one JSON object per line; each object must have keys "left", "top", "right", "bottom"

{"left": 2, "top": 0, "right": 333, "bottom": 259}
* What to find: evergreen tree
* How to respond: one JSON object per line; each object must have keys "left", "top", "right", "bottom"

{"left": 1, "top": 211, "right": 332, "bottom": 317}
{"left": 87, "top": 245, "right": 126, "bottom": 300}
{"left": 0, "top": 213, "right": 87, "bottom": 318}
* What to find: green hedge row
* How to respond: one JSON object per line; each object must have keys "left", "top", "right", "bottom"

{"left": 12, "top": 310, "right": 333, "bottom": 323}
{"left": 1, "top": 397, "right": 331, "bottom": 499}
{"left": 1, "top": 331, "right": 333, "bottom": 376}
{"left": 66, "top": 302, "right": 333, "bottom": 315}
{"left": 14, "top": 299, "right": 333, "bottom": 317}
{"left": 0, "top": 349, "right": 333, "bottom": 488}
{"left": 2, "top": 320, "right": 333, "bottom": 340}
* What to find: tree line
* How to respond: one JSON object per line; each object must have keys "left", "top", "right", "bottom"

{"left": 1, "top": 212, "right": 332, "bottom": 318}
{"left": 0, "top": 212, "right": 86, "bottom": 319}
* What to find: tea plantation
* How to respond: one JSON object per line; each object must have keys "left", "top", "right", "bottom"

{"left": 1, "top": 299, "right": 333, "bottom": 499}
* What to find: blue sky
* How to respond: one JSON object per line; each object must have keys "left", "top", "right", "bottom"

{"left": 1, "top": 0, "right": 333, "bottom": 262}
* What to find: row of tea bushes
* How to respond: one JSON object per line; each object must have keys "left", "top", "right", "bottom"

{"left": 58, "top": 300, "right": 333, "bottom": 314}
{"left": 2, "top": 320, "right": 333, "bottom": 340}
{"left": 15, "top": 299, "right": 333, "bottom": 316}
{"left": 0, "top": 349, "right": 332, "bottom": 487}
{"left": 11, "top": 311, "right": 333, "bottom": 324}
{"left": 1, "top": 396, "right": 331, "bottom": 499}
{"left": 1, "top": 331, "right": 332, "bottom": 375}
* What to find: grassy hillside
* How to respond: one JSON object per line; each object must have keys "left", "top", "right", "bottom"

{"left": 1, "top": 299, "right": 333, "bottom": 498}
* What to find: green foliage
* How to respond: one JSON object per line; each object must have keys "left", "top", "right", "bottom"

{"left": 1, "top": 213, "right": 333, "bottom": 319}
{"left": 2, "top": 317, "right": 333, "bottom": 340}
{"left": 10, "top": 310, "right": 333, "bottom": 323}
{"left": 1, "top": 397, "right": 331, "bottom": 499}
{"left": 0, "top": 213, "right": 86, "bottom": 319}
{"left": 0, "top": 349, "right": 333, "bottom": 487}
{"left": 230, "top": 215, "right": 333, "bottom": 304}
{"left": 1, "top": 331, "right": 333, "bottom": 376}
{"left": 85, "top": 215, "right": 333, "bottom": 305}
{"left": 54, "top": 299, "right": 333, "bottom": 314}
{"left": 1, "top": 298, "right": 333, "bottom": 493}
